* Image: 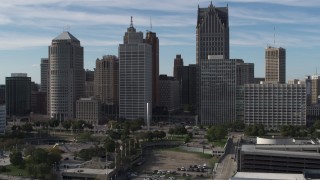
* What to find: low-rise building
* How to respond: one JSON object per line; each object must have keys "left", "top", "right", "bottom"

{"left": 238, "top": 144, "right": 320, "bottom": 173}
{"left": 76, "top": 98, "right": 102, "bottom": 125}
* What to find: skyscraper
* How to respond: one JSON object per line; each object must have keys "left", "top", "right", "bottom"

{"left": 159, "top": 75, "right": 180, "bottom": 112}
{"left": 94, "top": 55, "right": 119, "bottom": 105}
{"left": 199, "top": 57, "right": 236, "bottom": 125}
{"left": 311, "top": 75, "right": 320, "bottom": 105}
{"left": 119, "top": 18, "right": 152, "bottom": 121}
{"left": 146, "top": 31, "right": 159, "bottom": 107}
{"left": 265, "top": 46, "right": 286, "bottom": 84}
{"left": 6, "top": 73, "right": 31, "bottom": 117}
{"left": 85, "top": 69, "right": 94, "bottom": 98}
{"left": 196, "top": 2, "right": 229, "bottom": 64}
{"left": 40, "top": 58, "right": 48, "bottom": 92}
{"left": 48, "top": 31, "right": 84, "bottom": 121}
{"left": 173, "top": 54, "right": 184, "bottom": 81}
{"left": 197, "top": 3, "right": 233, "bottom": 125}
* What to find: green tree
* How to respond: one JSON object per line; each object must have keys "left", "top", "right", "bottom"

{"left": 62, "top": 120, "right": 72, "bottom": 130}
{"left": 314, "top": 120, "right": 320, "bottom": 129}
{"left": 21, "top": 123, "right": 33, "bottom": 132}
{"left": 104, "top": 138, "right": 116, "bottom": 153}
{"left": 10, "top": 151, "right": 24, "bottom": 166}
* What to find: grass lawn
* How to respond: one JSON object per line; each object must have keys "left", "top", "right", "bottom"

{"left": 2, "top": 164, "right": 29, "bottom": 177}
{"left": 212, "top": 138, "right": 228, "bottom": 147}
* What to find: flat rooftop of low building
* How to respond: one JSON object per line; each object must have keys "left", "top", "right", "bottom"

{"left": 232, "top": 172, "right": 305, "bottom": 180}
{"left": 241, "top": 144, "right": 320, "bottom": 159}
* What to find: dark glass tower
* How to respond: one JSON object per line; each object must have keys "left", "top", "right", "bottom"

{"left": 196, "top": 2, "right": 229, "bottom": 64}
{"left": 6, "top": 73, "right": 31, "bottom": 116}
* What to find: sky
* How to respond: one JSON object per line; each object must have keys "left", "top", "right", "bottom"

{"left": 0, "top": 0, "right": 320, "bottom": 84}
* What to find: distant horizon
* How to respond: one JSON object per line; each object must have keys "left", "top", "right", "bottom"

{"left": 1, "top": 0, "right": 320, "bottom": 84}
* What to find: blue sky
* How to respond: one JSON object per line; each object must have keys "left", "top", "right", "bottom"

{"left": 0, "top": 0, "right": 320, "bottom": 84}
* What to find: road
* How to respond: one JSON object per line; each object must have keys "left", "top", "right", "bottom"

{"left": 213, "top": 134, "right": 241, "bottom": 180}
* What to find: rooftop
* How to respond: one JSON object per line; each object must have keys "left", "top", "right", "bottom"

{"left": 53, "top": 31, "right": 80, "bottom": 42}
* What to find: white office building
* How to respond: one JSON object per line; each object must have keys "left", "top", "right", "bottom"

{"left": 119, "top": 18, "right": 152, "bottom": 121}
{"left": 244, "top": 83, "right": 306, "bottom": 129}
{"left": 48, "top": 31, "right": 85, "bottom": 121}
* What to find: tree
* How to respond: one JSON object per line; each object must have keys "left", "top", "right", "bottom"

{"left": 10, "top": 151, "right": 24, "bottom": 167}
{"left": 48, "top": 119, "right": 59, "bottom": 127}
{"left": 206, "top": 125, "right": 227, "bottom": 141}
{"left": 104, "top": 138, "right": 116, "bottom": 153}
{"left": 62, "top": 120, "right": 71, "bottom": 130}
{"left": 21, "top": 123, "right": 33, "bottom": 132}
{"left": 168, "top": 128, "right": 174, "bottom": 135}
{"left": 314, "top": 120, "right": 320, "bottom": 129}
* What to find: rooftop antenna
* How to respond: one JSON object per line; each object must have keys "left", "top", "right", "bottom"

{"left": 63, "top": 25, "right": 70, "bottom": 32}
{"left": 273, "top": 26, "right": 276, "bottom": 47}
{"left": 150, "top": 17, "right": 152, "bottom": 31}
{"left": 130, "top": 16, "right": 133, "bottom": 27}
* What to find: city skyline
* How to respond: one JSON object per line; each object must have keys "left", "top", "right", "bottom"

{"left": 1, "top": 0, "right": 320, "bottom": 84}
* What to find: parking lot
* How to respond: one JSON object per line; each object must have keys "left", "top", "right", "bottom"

{"left": 132, "top": 148, "right": 213, "bottom": 179}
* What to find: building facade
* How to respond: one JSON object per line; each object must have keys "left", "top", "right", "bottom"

{"left": 48, "top": 31, "right": 85, "bottom": 121}
{"left": 265, "top": 46, "right": 286, "bottom": 84}
{"left": 31, "top": 91, "right": 47, "bottom": 114}
{"left": 244, "top": 83, "right": 306, "bottom": 129}
{"left": 196, "top": 2, "right": 229, "bottom": 64}
{"left": 94, "top": 55, "right": 119, "bottom": 105}
{"left": 173, "top": 54, "right": 184, "bottom": 81}
{"left": 199, "top": 57, "right": 236, "bottom": 125}
{"left": 40, "top": 58, "right": 48, "bottom": 92}
{"left": 85, "top": 70, "right": 94, "bottom": 98}
{"left": 119, "top": 18, "right": 152, "bottom": 121}
{"left": 311, "top": 75, "right": 320, "bottom": 105}
{"left": 238, "top": 144, "right": 320, "bottom": 173}
{"left": 0, "top": 85, "right": 5, "bottom": 104}
{"left": 159, "top": 75, "right": 180, "bottom": 112}
{"left": 179, "top": 64, "right": 198, "bottom": 108}
{"left": 76, "top": 98, "right": 102, "bottom": 125}
{"left": 0, "top": 105, "right": 5, "bottom": 135}
{"left": 6, "top": 73, "right": 31, "bottom": 117}
{"left": 236, "top": 59, "right": 254, "bottom": 85}
{"left": 146, "top": 31, "right": 159, "bottom": 107}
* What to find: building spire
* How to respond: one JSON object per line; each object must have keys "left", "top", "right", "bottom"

{"left": 130, "top": 16, "right": 133, "bottom": 28}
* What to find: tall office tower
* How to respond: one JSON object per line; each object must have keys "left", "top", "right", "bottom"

{"left": 196, "top": 2, "right": 229, "bottom": 64}
{"left": 48, "top": 31, "right": 84, "bottom": 121}
{"left": 85, "top": 70, "right": 94, "bottom": 97}
{"left": 159, "top": 75, "right": 180, "bottom": 112}
{"left": 40, "top": 58, "right": 48, "bottom": 92}
{"left": 311, "top": 75, "right": 320, "bottom": 105}
{"left": 119, "top": 18, "right": 152, "bottom": 121}
{"left": 0, "top": 85, "right": 5, "bottom": 104}
{"left": 179, "top": 64, "right": 198, "bottom": 107}
{"left": 244, "top": 83, "right": 306, "bottom": 129}
{"left": 304, "top": 76, "right": 312, "bottom": 106}
{"left": 265, "top": 46, "right": 286, "bottom": 84}
{"left": 94, "top": 55, "right": 119, "bottom": 105}
{"left": 6, "top": 73, "right": 31, "bottom": 117}
{"left": 173, "top": 54, "right": 184, "bottom": 80}
{"left": 146, "top": 31, "right": 159, "bottom": 107}
{"left": 236, "top": 59, "right": 254, "bottom": 85}
{"left": 199, "top": 56, "right": 236, "bottom": 125}
{"left": 0, "top": 105, "right": 5, "bottom": 135}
